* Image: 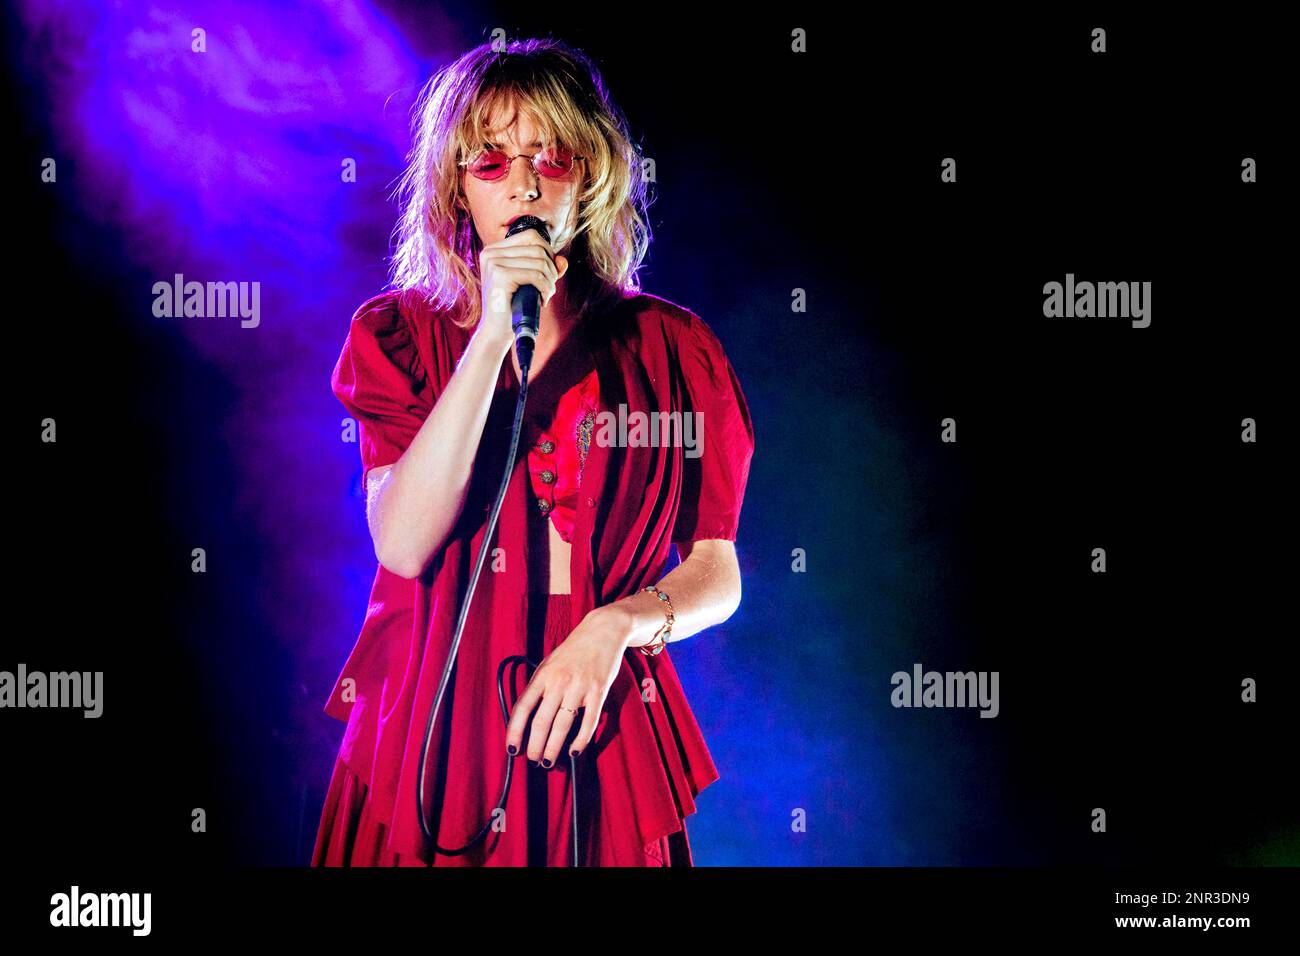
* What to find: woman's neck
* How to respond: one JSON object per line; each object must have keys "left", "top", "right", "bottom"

{"left": 536, "top": 274, "right": 580, "bottom": 352}
{"left": 506, "top": 277, "right": 582, "bottom": 383}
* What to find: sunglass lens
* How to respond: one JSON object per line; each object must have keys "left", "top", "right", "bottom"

{"left": 469, "top": 149, "right": 510, "bottom": 179}
{"left": 535, "top": 148, "right": 576, "bottom": 178}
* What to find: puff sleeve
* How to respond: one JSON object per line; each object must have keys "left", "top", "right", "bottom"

{"left": 331, "top": 292, "right": 437, "bottom": 484}
{"left": 670, "top": 314, "right": 756, "bottom": 544}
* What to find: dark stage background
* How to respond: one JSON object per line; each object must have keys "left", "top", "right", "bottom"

{"left": 3, "top": 0, "right": 1293, "bottom": 908}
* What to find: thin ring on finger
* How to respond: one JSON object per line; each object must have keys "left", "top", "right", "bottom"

{"left": 540, "top": 700, "right": 583, "bottom": 767}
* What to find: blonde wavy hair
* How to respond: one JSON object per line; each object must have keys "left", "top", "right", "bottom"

{"left": 387, "top": 38, "right": 653, "bottom": 331}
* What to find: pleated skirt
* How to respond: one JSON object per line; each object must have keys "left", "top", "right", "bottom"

{"left": 311, "top": 592, "right": 699, "bottom": 867}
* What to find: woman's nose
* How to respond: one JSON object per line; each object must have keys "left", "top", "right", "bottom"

{"left": 507, "top": 156, "right": 540, "bottom": 200}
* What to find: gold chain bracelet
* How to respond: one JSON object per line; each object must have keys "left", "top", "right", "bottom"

{"left": 638, "top": 585, "right": 675, "bottom": 656}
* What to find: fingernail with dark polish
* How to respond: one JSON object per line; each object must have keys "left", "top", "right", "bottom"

{"left": 541, "top": 758, "right": 552, "bottom": 768}
{"left": 507, "top": 744, "right": 518, "bottom": 755}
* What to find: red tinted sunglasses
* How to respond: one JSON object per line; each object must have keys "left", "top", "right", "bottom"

{"left": 459, "top": 146, "right": 583, "bottom": 181}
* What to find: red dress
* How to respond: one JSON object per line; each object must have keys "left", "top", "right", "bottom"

{"left": 312, "top": 288, "right": 755, "bottom": 866}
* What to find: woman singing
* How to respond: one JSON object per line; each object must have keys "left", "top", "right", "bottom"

{"left": 312, "top": 38, "right": 755, "bottom": 867}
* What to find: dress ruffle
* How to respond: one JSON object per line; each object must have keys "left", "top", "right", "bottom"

{"left": 312, "top": 593, "right": 717, "bottom": 866}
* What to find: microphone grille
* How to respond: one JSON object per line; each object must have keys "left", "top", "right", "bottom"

{"left": 505, "top": 215, "right": 550, "bottom": 245}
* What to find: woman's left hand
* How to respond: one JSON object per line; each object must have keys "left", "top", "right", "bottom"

{"left": 505, "top": 604, "right": 631, "bottom": 767}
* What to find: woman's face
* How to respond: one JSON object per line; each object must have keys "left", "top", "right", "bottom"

{"left": 461, "top": 106, "right": 583, "bottom": 256}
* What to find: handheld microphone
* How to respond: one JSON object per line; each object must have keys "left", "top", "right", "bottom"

{"left": 504, "top": 215, "right": 551, "bottom": 377}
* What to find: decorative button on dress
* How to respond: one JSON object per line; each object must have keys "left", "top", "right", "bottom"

{"left": 525, "top": 367, "right": 599, "bottom": 540}
{"left": 312, "top": 288, "right": 755, "bottom": 867}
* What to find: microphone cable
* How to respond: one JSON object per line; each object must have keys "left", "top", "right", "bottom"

{"left": 415, "top": 299, "right": 585, "bottom": 868}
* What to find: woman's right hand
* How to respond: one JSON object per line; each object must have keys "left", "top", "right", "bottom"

{"left": 477, "top": 229, "right": 568, "bottom": 346}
